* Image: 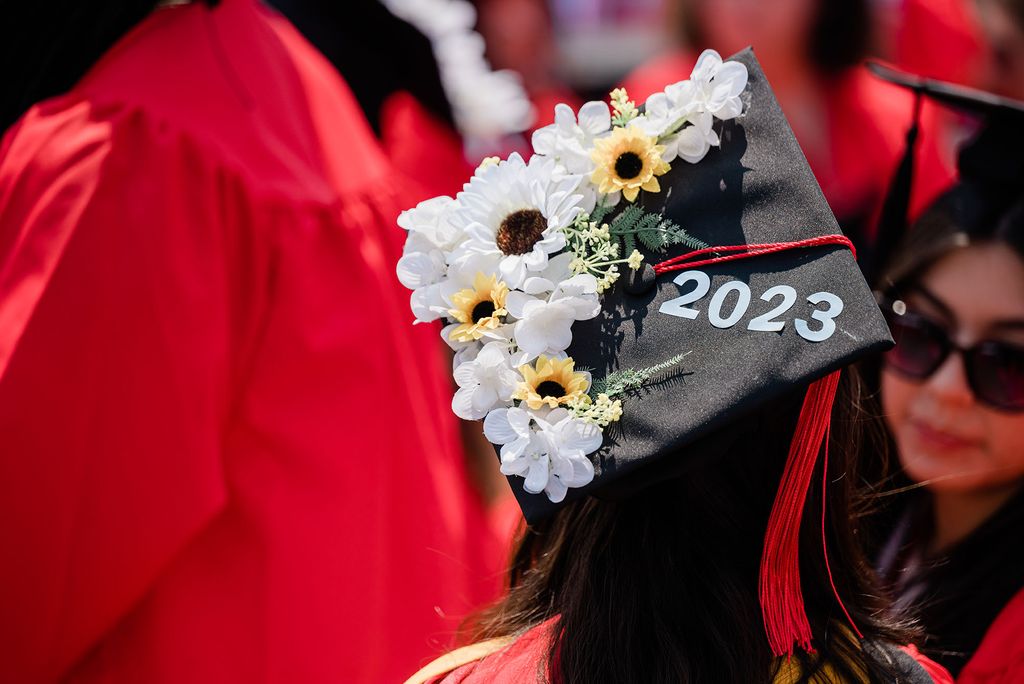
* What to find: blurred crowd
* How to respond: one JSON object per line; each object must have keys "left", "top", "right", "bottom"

{"left": 1, "top": 0, "right": 1023, "bottom": 682}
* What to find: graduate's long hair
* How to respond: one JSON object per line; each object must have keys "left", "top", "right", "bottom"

{"left": 467, "top": 369, "right": 917, "bottom": 684}
{"left": 0, "top": 0, "right": 218, "bottom": 133}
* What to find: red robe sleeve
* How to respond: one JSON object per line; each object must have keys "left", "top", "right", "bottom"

{"left": 0, "top": 98, "right": 233, "bottom": 682}
{"left": 958, "top": 587, "right": 1024, "bottom": 684}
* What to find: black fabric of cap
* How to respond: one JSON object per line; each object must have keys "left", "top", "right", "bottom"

{"left": 509, "top": 49, "right": 893, "bottom": 524}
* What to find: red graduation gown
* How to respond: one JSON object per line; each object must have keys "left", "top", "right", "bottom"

{"left": 958, "top": 587, "right": 1024, "bottom": 683}
{"left": 0, "top": 1, "right": 502, "bottom": 681}
{"left": 406, "top": 618, "right": 953, "bottom": 684}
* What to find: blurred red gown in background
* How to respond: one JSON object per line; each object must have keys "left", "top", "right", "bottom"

{"left": 0, "top": 1, "right": 503, "bottom": 681}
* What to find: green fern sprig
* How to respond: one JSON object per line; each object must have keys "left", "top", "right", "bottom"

{"left": 606, "top": 206, "right": 709, "bottom": 255}
{"left": 589, "top": 352, "right": 691, "bottom": 400}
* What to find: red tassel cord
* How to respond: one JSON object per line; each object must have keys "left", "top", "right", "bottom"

{"left": 757, "top": 369, "right": 841, "bottom": 657}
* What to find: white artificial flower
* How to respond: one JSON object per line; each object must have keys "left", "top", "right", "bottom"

{"left": 636, "top": 84, "right": 719, "bottom": 164}
{"left": 484, "top": 405, "right": 538, "bottom": 462}
{"left": 397, "top": 196, "right": 466, "bottom": 322}
{"left": 531, "top": 101, "right": 612, "bottom": 175}
{"left": 485, "top": 406, "right": 600, "bottom": 502}
{"left": 633, "top": 49, "right": 747, "bottom": 164}
{"left": 519, "top": 252, "right": 574, "bottom": 296}
{"left": 452, "top": 341, "right": 480, "bottom": 371}
{"left": 397, "top": 195, "right": 463, "bottom": 252}
{"left": 449, "top": 154, "right": 587, "bottom": 289}
{"left": 452, "top": 342, "right": 523, "bottom": 420}
{"left": 504, "top": 274, "right": 601, "bottom": 358}
{"left": 688, "top": 49, "right": 748, "bottom": 121}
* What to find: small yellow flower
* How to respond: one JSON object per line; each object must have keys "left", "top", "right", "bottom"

{"left": 627, "top": 249, "right": 644, "bottom": 270}
{"left": 598, "top": 394, "right": 623, "bottom": 422}
{"left": 448, "top": 272, "right": 509, "bottom": 342}
{"left": 590, "top": 125, "right": 671, "bottom": 202}
{"left": 476, "top": 156, "right": 501, "bottom": 173}
{"left": 609, "top": 88, "right": 638, "bottom": 125}
{"left": 568, "top": 392, "right": 623, "bottom": 427}
{"left": 513, "top": 356, "right": 591, "bottom": 410}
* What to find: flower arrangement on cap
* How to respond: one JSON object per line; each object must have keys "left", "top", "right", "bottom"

{"left": 396, "top": 50, "right": 748, "bottom": 503}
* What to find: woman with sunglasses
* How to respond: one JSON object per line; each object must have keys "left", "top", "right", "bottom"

{"left": 875, "top": 102, "right": 1024, "bottom": 681}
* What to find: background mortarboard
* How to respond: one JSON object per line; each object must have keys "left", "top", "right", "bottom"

{"left": 868, "top": 62, "right": 1024, "bottom": 285}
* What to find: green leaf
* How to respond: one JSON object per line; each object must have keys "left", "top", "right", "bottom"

{"left": 635, "top": 212, "right": 666, "bottom": 251}
{"left": 589, "top": 203, "right": 614, "bottom": 226}
{"left": 608, "top": 204, "right": 644, "bottom": 236}
{"left": 588, "top": 352, "right": 691, "bottom": 401}
{"left": 624, "top": 231, "right": 636, "bottom": 255}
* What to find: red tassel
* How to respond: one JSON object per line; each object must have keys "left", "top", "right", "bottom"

{"left": 759, "top": 370, "right": 842, "bottom": 657}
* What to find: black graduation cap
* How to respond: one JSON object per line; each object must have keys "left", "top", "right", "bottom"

{"left": 502, "top": 48, "right": 893, "bottom": 655}
{"left": 869, "top": 62, "right": 1024, "bottom": 284}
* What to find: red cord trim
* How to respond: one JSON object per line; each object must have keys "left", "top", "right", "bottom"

{"left": 653, "top": 235, "right": 856, "bottom": 275}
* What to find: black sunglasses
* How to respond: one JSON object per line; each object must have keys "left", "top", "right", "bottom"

{"left": 882, "top": 300, "right": 1024, "bottom": 412}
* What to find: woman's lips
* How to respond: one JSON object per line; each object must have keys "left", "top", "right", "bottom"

{"left": 908, "top": 419, "right": 981, "bottom": 451}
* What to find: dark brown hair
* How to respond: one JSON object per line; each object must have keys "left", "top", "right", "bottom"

{"left": 466, "top": 370, "right": 915, "bottom": 683}
{"left": 879, "top": 182, "right": 1024, "bottom": 293}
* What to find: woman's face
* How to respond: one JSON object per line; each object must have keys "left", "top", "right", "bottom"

{"left": 882, "top": 243, "right": 1024, "bottom": 494}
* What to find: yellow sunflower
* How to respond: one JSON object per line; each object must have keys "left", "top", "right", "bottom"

{"left": 448, "top": 272, "right": 509, "bottom": 342}
{"left": 513, "top": 355, "right": 591, "bottom": 410}
{"left": 590, "top": 125, "right": 671, "bottom": 202}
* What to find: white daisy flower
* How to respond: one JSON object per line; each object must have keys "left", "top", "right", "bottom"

{"left": 532, "top": 101, "right": 612, "bottom": 175}
{"left": 450, "top": 153, "right": 587, "bottom": 289}
{"left": 485, "top": 406, "right": 600, "bottom": 502}
{"left": 504, "top": 274, "right": 601, "bottom": 358}
{"left": 452, "top": 342, "right": 523, "bottom": 420}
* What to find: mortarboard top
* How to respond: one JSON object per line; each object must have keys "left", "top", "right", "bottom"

{"left": 866, "top": 62, "right": 1024, "bottom": 118}
{"left": 397, "top": 48, "right": 891, "bottom": 657}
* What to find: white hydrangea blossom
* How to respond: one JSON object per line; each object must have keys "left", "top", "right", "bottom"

{"left": 452, "top": 342, "right": 523, "bottom": 420}
{"left": 634, "top": 49, "right": 748, "bottom": 164}
{"left": 485, "top": 407, "right": 600, "bottom": 502}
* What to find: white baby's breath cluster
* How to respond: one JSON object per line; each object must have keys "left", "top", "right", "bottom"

{"left": 396, "top": 50, "right": 748, "bottom": 503}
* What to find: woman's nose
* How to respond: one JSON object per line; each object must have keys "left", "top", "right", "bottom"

{"left": 925, "top": 348, "right": 975, "bottom": 408}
